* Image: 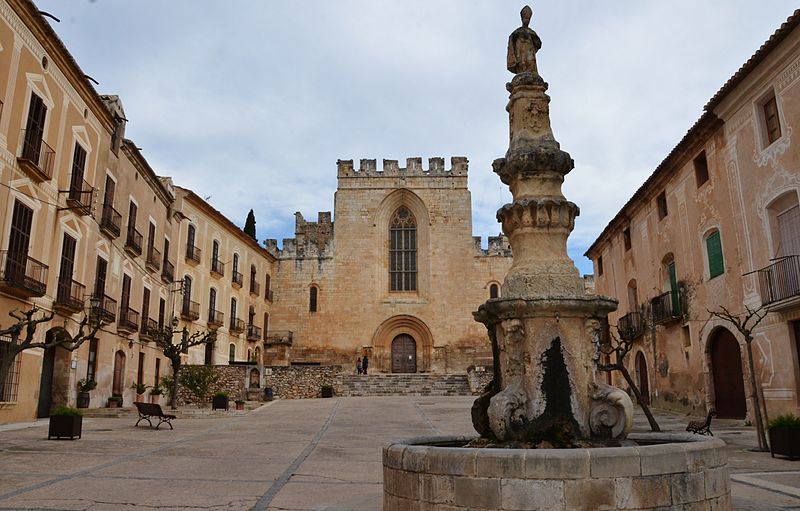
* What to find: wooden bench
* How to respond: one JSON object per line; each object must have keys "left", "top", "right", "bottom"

{"left": 134, "top": 402, "right": 176, "bottom": 430}
{"left": 686, "top": 411, "right": 715, "bottom": 436}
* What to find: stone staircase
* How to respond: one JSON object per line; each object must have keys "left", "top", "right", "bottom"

{"left": 338, "top": 373, "right": 472, "bottom": 397}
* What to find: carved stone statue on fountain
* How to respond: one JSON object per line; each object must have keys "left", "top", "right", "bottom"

{"left": 472, "top": 6, "right": 633, "bottom": 446}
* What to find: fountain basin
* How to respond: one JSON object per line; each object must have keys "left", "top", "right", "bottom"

{"left": 383, "top": 433, "right": 730, "bottom": 510}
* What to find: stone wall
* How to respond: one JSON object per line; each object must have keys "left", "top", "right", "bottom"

{"left": 265, "top": 365, "right": 344, "bottom": 399}
{"left": 176, "top": 365, "right": 249, "bottom": 406}
{"left": 466, "top": 366, "right": 493, "bottom": 395}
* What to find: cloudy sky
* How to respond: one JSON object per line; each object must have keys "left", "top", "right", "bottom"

{"left": 36, "top": 0, "right": 797, "bottom": 274}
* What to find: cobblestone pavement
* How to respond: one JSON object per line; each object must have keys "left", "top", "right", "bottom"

{"left": 0, "top": 397, "right": 798, "bottom": 510}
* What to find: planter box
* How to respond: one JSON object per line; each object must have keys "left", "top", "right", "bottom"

{"left": 769, "top": 426, "right": 800, "bottom": 459}
{"left": 108, "top": 399, "right": 121, "bottom": 408}
{"left": 76, "top": 392, "right": 90, "bottom": 409}
{"left": 48, "top": 415, "right": 82, "bottom": 440}
{"left": 150, "top": 394, "right": 161, "bottom": 404}
{"left": 235, "top": 402, "right": 245, "bottom": 410}
{"left": 212, "top": 395, "right": 229, "bottom": 411}
{"left": 135, "top": 393, "right": 145, "bottom": 403}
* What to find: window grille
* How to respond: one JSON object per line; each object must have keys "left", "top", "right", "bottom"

{"left": 0, "top": 337, "right": 20, "bottom": 402}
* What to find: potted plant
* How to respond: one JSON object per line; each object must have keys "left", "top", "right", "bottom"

{"left": 149, "top": 385, "right": 163, "bottom": 404}
{"left": 234, "top": 398, "right": 245, "bottom": 411}
{"left": 767, "top": 414, "right": 800, "bottom": 459}
{"left": 76, "top": 379, "right": 97, "bottom": 409}
{"left": 321, "top": 384, "right": 334, "bottom": 398}
{"left": 48, "top": 406, "right": 83, "bottom": 440}
{"left": 107, "top": 394, "right": 122, "bottom": 408}
{"left": 131, "top": 383, "right": 148, "bottom": 402}
{"left": 212, "top": 391, "right": 229, "bottom": 411}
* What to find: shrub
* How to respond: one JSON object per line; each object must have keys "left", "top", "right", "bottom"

{"left": 234, "top": 399, "right": 245, "bottom": 405}
{"left": 52, "top": 406, "right": 82, "bottom": 417}
{"left": 150, "top": 385, "right": 163, "bottom": 395}
{"left": 131, "top": 382, "right": 148, "bottom": 394}
{"left": 160, "top": 376, "right": 175, "bottom": 401}
{"left": 767, "top": 414, "right": 800, "bottom": 430}
{"left": 214, "top": 391, "right": 229, "bottom": 398}
{"left": 77, "top": 379, "right": 97, "bottom": 392}
{"left": 108, "top": 394, "right": 122, "bottom": 402}
{"left": 179, "top": 365, "right": 219, "bottom": 402}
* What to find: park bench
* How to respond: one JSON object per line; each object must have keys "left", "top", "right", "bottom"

{"left": 134, "top": 402, "right": 176, "bottom": 430}
{"left": 686, "top": 411, "right": 715, "bottom": 436}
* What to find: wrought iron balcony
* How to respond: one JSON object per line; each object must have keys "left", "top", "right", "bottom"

{"left": 758, "top": 255, "right": 800, "bottom": 307}
{"left": 17, "top": 129, "right": 55, "bottom": 181}
{"left": 61, "top": 179, "right": 94, "bottom": 215}
{"left": 617, "top": 311, "right": 645, "bottom": 341}
{"left": 265, "top": 330, "right": 293, "bottom": 345}
{"left": 207, "top": 308, "right": 224, "bottom": 328}
{"left": 0, "top": 251, "right": 48, "bottom": 298}
{"left": 125, "top": 226, "right": 143, "bottom": 256}
{"left": 146, "top": 246, "right": 162, "bottom": 272}
{"left": 180, "top": 300, "right": 200, "bottom": 321}
{"left": 247, "top": 324, "right": 262, "bottom": 341}
{"left": 230, "top": 318, "right": 245, "bottom": 333}
{"left": 250, "top": 281, "right": 260, "bottom": 297}
{"left": 139, "top": 317, "right": 158, "bottom": 340}
{"left": 90, "top": 294, "right": 117, "bottom": 324}
{"left": 211, "top": 258, "right": 225, "bottom": 278}
{"left": 161, "top": 259, "right": 174, "bottom": 284}
{"left": 231, "top": 270, "right": 243, "bottom": 287}
{"left": 185, "top": 244, "right": 201, "bottom": 264}
{"left": 54, "top": 278, "right": 85, "bottom": 314}
{"left": 651, "top": 290, "right": 684, "bottom": 325}
{"left": 100, "top": 204, "right": 122, "bottom": 238}
{"left": 118, "top": 306, "right": 140, "bottom": 333}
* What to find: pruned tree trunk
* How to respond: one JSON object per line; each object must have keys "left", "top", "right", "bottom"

{"left": 745, "top": 337, "right": 768, "bottom": 451}
{"left": 169, "top": 358, "right": 181, "bottom": 410}
{"left": 618, "top": 365, "right": 661, "bottom": 432}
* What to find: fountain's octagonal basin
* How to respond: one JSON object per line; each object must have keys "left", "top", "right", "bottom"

{"left": 383, "top": 433, "right": 730, "bottom": 510}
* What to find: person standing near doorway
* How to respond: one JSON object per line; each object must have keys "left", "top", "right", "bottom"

{"left": 356, "top": 357, "right": 362, "bottom": 375}
{"left": 362, "top": 355, "right": 369, "bottom": 375}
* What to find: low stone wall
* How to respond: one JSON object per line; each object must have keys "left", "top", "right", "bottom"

{"left": 176, "top": 365, "right": 248, "bottom": 406}
{"left": 265, "top": 365, "right": 344, "bottom": 399}
{"left": 383, "top": 433, "right": 730, "bottom": 510}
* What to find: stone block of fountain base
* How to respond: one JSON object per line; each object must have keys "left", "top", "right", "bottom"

{"left": 383, "top": 433, "right": 730, "bottom": 511}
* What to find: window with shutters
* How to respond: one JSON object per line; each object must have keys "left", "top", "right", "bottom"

{"left": 68, "top": 142, "right": 87, "bottom": 199}
{"left": 86, "top": 339, "right": 98, "bottom": 382}
{"left": 761, "top": 91, "right": 782, "bottom": 146}
{"left": 389, "top": 207, "right": 417, "bottom": 291}
{"left": 94, "top": 256, "right": 107, "bottom": 297}
{"left": 56, "top": 233, "right": 77, "bottom": 304}
{"left": 705, "top": 230, "right": 724, "bottom": 279}
{"left": 1, "top": 337, "right": 21, "bottom": 401}
{"left": 766, "top": 192, "right": 800, "bottom": 258}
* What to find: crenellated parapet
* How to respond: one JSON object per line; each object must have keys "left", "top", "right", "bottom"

{"left": 472, "top": 235, "right": 513, "bottom": 257}
{"left": 337, "top": 156, "right": 468, "bottom": 178}
{"left": 263, "top": 211, "right": 334, "bottom": 260}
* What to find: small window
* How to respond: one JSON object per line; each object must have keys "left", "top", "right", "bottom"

{"left": 706, "top": 230, "right": 724, "bottom": 279}
{"left": 597, "top": 256, "right": 604, "bottom": 276}
{"left": 623, "top": 228, "right": 632, "bottom": 251}
{"left": 657, "top": 192, "right": 668, "bottom": 220}
{"left": 762, "top": 92, "right": 782, "bottom": 146}
{"left": 694, "top": 151, "right": 709, "bottom": 187}
{"left": 489, "top": 283, "right": 499, "bottom": 299}
{"left": 309, "top": 286, "right": 318, "bottom": 312}
{"left": 229, "top": 343, "right": 236, "bottom": 363}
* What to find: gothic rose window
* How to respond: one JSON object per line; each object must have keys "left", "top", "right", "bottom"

{"left": 390, "top": 207, "right": 417, "bottom": 291}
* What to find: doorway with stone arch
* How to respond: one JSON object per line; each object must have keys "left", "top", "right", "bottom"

{"left": 391, "top": 334, "right": 417, "bottom": 373}
{"left": 635, "top": 351, "right": 650, "bottom": 406}
{"left": 709, "top": 328, "right": 747, "bottom": 419}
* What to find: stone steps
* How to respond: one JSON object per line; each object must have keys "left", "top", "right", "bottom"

{"left": 338, "top": 374, "right": 471, "bottom": 397}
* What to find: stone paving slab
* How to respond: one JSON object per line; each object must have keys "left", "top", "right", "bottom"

{"left": 1, "top": 397, "right": 800, "bottom": 510}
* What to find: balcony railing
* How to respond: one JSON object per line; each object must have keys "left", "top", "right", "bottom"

{"left": 146, "top": 246, "right": 162, "bottom": 272}
{"left": 206, "top": 309, "right": 224, "bottom": 328}
{"left": 0, "top": 251, "right": 48, "bottom": 298}
{"left": 100, "top": 204, "right": 122, "bottom": 238}
{"left": 118, "top": 306, "right": 140, "bottom": 333}
{"left": 651, "top": 290, "right": 683, "bottom": 325}
{"left": 90, "top": 294, "right": 117, "bottom": 324}
{"left": 125, "top": 226, "right": 143, "bottom": 256}
{"left": 247, "top": 324, "right": 262, "bottom": 341}
{"left": 617, "top": 311, "right": 645, "bottom": 341}
{"left": 230, "top": 318, "right": 245, "bottom": 333}
{"left": 250, "top": 281, "right": 260, "bottom": 296}
{"left": 61, "top": 179, "right": 93, "bottom": 215}
{"left": 265, "top": 290, "right": 274, "bottom": 302}
{"left": 265, "top": 330, "right": 293, "bottom": 345}
{"left": 180, "top": 300, "right": 200, "bottom": 321}
{"left": 161, "top": 259, "right": 174, "bottom": 284}
{"left": 758, "top": 255, "right": 800, "bottom": 307}
{"left": 54, "top": 278, "right": 85, "bottom": 314}
{"left": 211, "top": 258, "right": 225, "bottom": 277}
{"left": 139, "top": 317, "right": 158, "bottom": 340}
{"left": 185, "top": 244, "right": 201, "bottom": 264}
{"left": 231, "top": 270, "right": 243, "bottom": 287}
{"left": 17, "top": 129, "right": 55, "bottom": 181}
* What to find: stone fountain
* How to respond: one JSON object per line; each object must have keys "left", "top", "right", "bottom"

{"left": 383, "top": 6, "right": 731, "bottom": 511}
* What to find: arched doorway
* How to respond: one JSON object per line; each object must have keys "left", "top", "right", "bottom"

{"left": 710, "top": 328, "right": 747, "bottom": 419}
{"left": 391, "top": 334, "right": 417, "bottom": 373}
{"left": 635, "top": 351, "right": 650, "bottom": 406}
{"left": 112, "top": 350, "right": 126, "bottom": 395}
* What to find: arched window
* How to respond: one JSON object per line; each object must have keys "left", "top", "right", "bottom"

{"left": 705, "top": 229, "right": 724, "bottom": 279}
{"left": 489, "top": 283, "right": 499, "bottom": 299}
{"left": 309, "top": 286, "right": 318, "bottom": 312}
{"left": 212, "top": 241, "right": 221, "bottom": 274}
{"left": 229, "top": 343, "right": 236, "bottom": 363}
{"left": 389, "top": 206, "right": 417, "bottom": 291}
{"left": 254, "top": 346, "right": 261, "bottom": 362}
{"left": 187, "top": 224, "right": 196, "bottom": 247}
{"left": 233, "top": 253, "right": 239, "bottom": 274}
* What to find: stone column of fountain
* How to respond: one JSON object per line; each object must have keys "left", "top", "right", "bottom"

{"left": 471, "top": 5, "right": 629, "bottom": 446}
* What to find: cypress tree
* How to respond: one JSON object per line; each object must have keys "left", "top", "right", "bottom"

{"left": 244, "top": 209, "right": 257, "bottom": 240}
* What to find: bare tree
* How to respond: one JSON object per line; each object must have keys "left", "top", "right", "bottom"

{"left": 0, "top": 307, "right": 103, "bottom": 396}
{"left": 597, "top": 330, "right": 661, "bottom": 432}
{"left": 708, "top": 304, "right": 769, "bottom": 452}
{"left": 150, "top": 324, "right": 216, "bottom": 409}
